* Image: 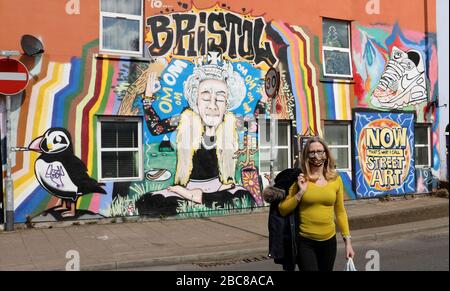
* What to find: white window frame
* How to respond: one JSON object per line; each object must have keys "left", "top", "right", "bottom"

{"left": 324, "top": 122, "right": 352, "bottom": 171}
{"left": 414, "top": 124, "right": 431, "bottom": 168}
{"left": 99, "top": 0, "right": 143, "bottom": 56}
{"left": 258, "top": 119, "right": 292, "bottom": 178}
{"left": 97, "top": 116, "right": 143, "bottom": 182}
{"left": 322, "top": 18, "right": 353, "bottom": 79}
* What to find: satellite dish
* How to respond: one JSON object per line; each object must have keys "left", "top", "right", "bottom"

{"left": 21, "top": 35, "right": 45, "bottom": 56}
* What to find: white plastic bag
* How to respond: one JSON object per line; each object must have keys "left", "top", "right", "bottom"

{"left": 344, "top": 258, "right": 357, "bottom": 271}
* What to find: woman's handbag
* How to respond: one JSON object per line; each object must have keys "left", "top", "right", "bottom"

{"left": 344, "top": 258, "right": 357, "bottom": 271}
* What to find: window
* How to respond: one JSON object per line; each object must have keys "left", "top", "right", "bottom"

{"left": 258, "top": 120, "right": 292, "bottom": 174}
{"left": 324, "top": 122, "right": 351, "bottom": 171}
{"left": 100, "top": 0, "right": 143, "bottom": 55}
{"left": 322, "top": 18, "right": 353, "bottom": 78}
{"left": 97, "top": 117, "right": 143, "bottom": 181}
{"left": 415, "top": 124, "right": 431, "bottom": 168}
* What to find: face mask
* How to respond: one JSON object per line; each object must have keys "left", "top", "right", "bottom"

{"left": 310, "top": 157, "right": 325, "bottom": 167}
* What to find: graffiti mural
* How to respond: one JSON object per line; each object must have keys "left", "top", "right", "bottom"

{"left": 268, "top": 23, "right": 322, "bottom": 136}
{"left": 125, "top": 6, "right": 286, "bottom": 217}
{"left": 145, "top": 10, "right": 277, "bottom": 66}
{"left": 416, "top": 168, "right": 433, "bottom": 193}
{"left": 353, "top": 110, "right": 416, "bottom": 198}
{"left": 352, "top": 23, "right": 440, "bottom": 181}
{"left": 338, "top": 171, "right": 357, "bottom": 200}
{"left": 23, "top": 128, "right": 106, "bottom": 220}
{"left": 353, "top": 23, "right": 438, "bottom": 113}
{"left": 323, "top": 82, "right": 353, "bottom": 120}
{"left": 4, "top": 1, "right": 443, "bottom": 224}
{"left": 135, "top": 53, "right": 259, "bottom": 216}
{"left": 370, "top": 46, "right": 427, "bottom": 109}
{"left": 13, "top": 5, "right": 308, "bottom": 222}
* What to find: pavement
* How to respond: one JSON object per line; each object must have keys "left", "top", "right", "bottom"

{"left": 0, "top": 194, "right": 448, "bottom": 271}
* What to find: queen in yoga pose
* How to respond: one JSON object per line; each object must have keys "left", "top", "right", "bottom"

{"left": 137, "top": 55, "right": 255, "bottom": 215}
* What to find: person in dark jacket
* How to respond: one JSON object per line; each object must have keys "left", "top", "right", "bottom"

{"left": 263, "top": 168, "right": 301, "bottom": 271}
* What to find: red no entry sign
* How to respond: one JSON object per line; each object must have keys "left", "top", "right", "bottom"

{"left": 0, "top": 58, "right": 29, "bottom": 95}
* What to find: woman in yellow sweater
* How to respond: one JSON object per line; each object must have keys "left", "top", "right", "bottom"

{"left": 279, "top": 136, "right": 355, "bottom": 271}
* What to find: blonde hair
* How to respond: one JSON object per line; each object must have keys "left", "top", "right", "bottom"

{"left": 300, "top": 136, "right": 338, "bottom": 181}
{"left": 174, "top": 109, "right": 238, "bottom": 186}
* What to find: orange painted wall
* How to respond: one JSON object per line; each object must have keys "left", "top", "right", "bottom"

{"left": 1, "top": 0, "right": 98, "bottom": 62}
{"left": 1, "top": 0, "right": 436, "bottom": 61}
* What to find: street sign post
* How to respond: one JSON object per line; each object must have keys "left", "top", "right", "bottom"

{"left": 264, "top": 67, "right": 280, "bottom": 186}
{"left": 264, "top": 67, "right": 279, "bottom": 99}
{"left": 0, "top": 57, "right": 29, "bottom": 231}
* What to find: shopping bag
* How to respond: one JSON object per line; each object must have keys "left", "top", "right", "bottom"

{"left": 344, "top": 258, "right": 357, "bottom": 271}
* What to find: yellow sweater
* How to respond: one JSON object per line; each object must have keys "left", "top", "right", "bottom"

{"left": 278, "top": 176, "right": 350, "bottom": 241}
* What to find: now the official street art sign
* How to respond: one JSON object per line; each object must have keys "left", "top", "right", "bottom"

{"left": 352, "top": 109, "right": 416, "bottom": 198}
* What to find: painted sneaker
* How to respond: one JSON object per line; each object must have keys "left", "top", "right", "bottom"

{"left": 146, "top": 169, "right": 172, "bottom": 181}
{"left": 371, "top": 46, "right": 427, "bottom": 109}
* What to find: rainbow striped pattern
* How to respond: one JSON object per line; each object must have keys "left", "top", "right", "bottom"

{"left": 12, "top": 40, "right": 132, "bottom": 222}
{"left": 270, "top": 22, "right": 322, "bottom": 136}
{"left": 323, "top": 82, "right": 353, "bottom": 120}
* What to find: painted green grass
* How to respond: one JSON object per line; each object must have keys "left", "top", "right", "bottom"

{"left": 176, "top": 194, "right": 255, "bottom": 218}
{"left": 101, "top": 142, "right": 263, "bottom": 219}
{"left": 103, "top": 142, "right": 177, "bottom": 218}
{"left": 129, "top": 181, "right": 167, "bottom": 197}
{"left": 101, "top": 194, "right": 141, "bottom": 217}
{"left": 102, "top": 191, "right": 256, "bottom": 218}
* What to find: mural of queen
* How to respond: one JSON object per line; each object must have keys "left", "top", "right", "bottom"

{"left": 136, "top": 53, "right": 256, "bottom": 216}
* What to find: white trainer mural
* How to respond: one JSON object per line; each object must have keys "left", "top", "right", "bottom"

{"left": 371, "top": 46, "right": 427, "bottom": 109}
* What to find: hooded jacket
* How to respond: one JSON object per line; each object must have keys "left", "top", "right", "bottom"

{"left": 263, "top": 168, "right": 301, "bottom": 266}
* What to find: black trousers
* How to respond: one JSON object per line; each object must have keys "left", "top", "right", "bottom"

{"left": 297, "top": 235, "right": 337, "bottom": 271}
